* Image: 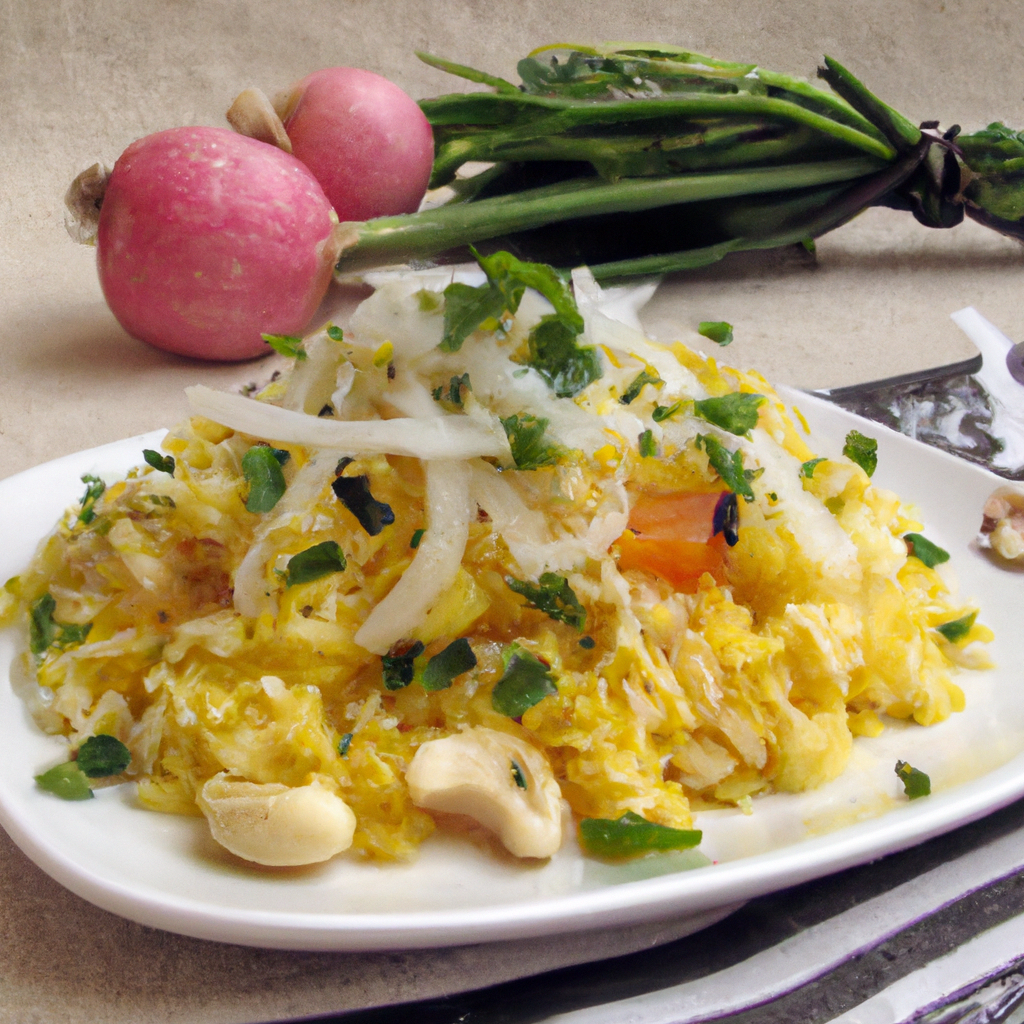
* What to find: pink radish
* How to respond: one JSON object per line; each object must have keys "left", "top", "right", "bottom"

{"left": 276, "top": 68, "right": 434, "bottom": 222}
{"left": 96, "top": 126, "right": 340, "bottom": 362}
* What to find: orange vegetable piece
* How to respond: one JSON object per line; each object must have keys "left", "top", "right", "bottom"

{"left": 614, "top": 491, "right": 730, "bottom": 592}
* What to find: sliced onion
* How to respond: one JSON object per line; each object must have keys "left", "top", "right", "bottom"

{"left": 186, "top": 386, "right": 509, "bottom": 460}
{"left": 354, "top": 460, "right": 471, "bottom": 654}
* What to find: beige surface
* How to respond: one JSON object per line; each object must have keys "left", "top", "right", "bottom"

{"left": 2, "top": 1, "right": 1024, "bottom": 1020}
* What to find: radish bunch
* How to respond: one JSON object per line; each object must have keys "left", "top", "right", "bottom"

{"left": 88, "top": 68, "right": 433, "bottom": 361}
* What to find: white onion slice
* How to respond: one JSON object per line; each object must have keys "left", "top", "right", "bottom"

{"left": 186, "top": 386, "right": 509, "bottom": 460}
{"left": 354, "top": 460, "right": 472, "bottom": 655}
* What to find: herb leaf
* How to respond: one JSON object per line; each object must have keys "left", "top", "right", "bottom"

{"left": 440, "top": 281, "right": 505, "bottom": 352}
{"left": 936, "top": 611, "right": 977, "bottom": 644}
{"left": 501, "top": 413, "right": 563, "bottom": 470}
{"left": 76, "top": 734, "right": 131, "bottom": 777}
{"left": 638, "top": 429, "right": 657, "bottom": 457}
{"left": 696, "top": 434, "right": 758, "bottom": 502}
{"left": 337, "top": 733, "right": 353, "bottom": 757}
{"left": 693, "top": 392, "right": 766, "bottom": 435}
{"left": 619, "top": 369, "right": 663, "bottom": 405}
{"left": 505, "top": 573, "right": 586, "bottom": 630}
{"left": 35, "top": 762, "right": 93, "bottom": 801}
{"left": 421, "top": 638, "right": 477, "bottom": 691}
{"left": 143, "top": 449, "right": 175, "bottom": 475}
{"left": 331, "top": 475, "right": 395, "bottom": 536}
{"left": 285, "top": 541, "right": 347, "bottom": 587}
{"left": 801, "top": 457, "right": 826, "bottom": 478}
{"left": 492, "top": 650, "right": 558, "bottom": 717}
{"left": 382, "top": 640, "right": 425, "bottom": 690}
{"left": 263, "top": 334, "right": 307, "bottom": 360}
{"left": 579, "top": 810, "right": 702, "bottom": 858}
{"left": 511, "top": 759, "right": 528, "bottom": 790}
{"left": 242, "top": 446, "right": 289, "bottom": 513}
{"left": 904, "top": 533, "right": 950, "bottom": 568}
{"left": 698, "top": 321, "right": 734, "bottom": 346}
{"left": 475, "top": 249, "right": 583, "bottom": 332}
{"left": 895, "top": 760, "right": 931, "bottom": 799}
{"left": 843, "top": 429, "right": 878, "bottom": 477}
{"left": 652, "top": 402, "right": 684, "bottom": 423}
{"left": 524, "top": 315, "right": 601, "bottom": 398}
{"left": 77, "top": 475, "right": 105, "bottom": 525}
{"left": 410, "top": 528, "right": 425, "bottom": 549}
{"left": 29, "top": 593, "right": 92, "bottom": 656}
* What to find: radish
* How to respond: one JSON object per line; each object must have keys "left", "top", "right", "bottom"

{"left": 272, "top": 67, "right": 434, "bottom": 222}
{"left": 95, "top": 126, "right": 340, "bottom": 362}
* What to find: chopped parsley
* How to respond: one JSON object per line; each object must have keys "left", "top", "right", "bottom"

{"left": 440, "top": 281, "right": 505, "bottom": 352}
{"left": 29, "top": 593, "right": 91, "bottom": 657}
{"left": 76, "top": 474, "right": 105, "bottom": 525}
{"left": 501, "top": 413, "right": 563, "bottom": 470}
{"left": 491, "top": 648, "right": 557, "bottom": 717}
{"left": 420, "top": 638, "right": 477, "bottom": 691}
{"left": 410, "top": 528, "right": 425, "bottom": 549}
{"left": 262, "top": 333, "right": 307, "bottom": 360}
{"left": 337, "top": 733, "right": 353, "bottom": 757}
{"left": 843, "top": 429, "right": 878, "bottom": 477}
{"left": 433, "top": 372, "right": 472, "bottom": 407}
{"left": 693, "top": 392, "right": 765, "bottom": 436}
{"left": 382, "top": 640, "right": 425, "bottom": 690}
{"left": 578, "top": 811, "right": 702, "bottom": 858}
{"left": 895, "top": 760, "right": 931, "bottom": 800}
{"left": 510, "top": 759, "right": 528, "bottom": 790}
{"left": 936, "top": 611, "right": 977, "bottom": 644}
{"left": 35, "top": 762, "right": 93, "bottom": 801}
{"left": 652, "top": 401, "right": 684, "bottom": 423}
{"left": 619, "top": 369, "right": 663, "bottom": 405}
{"left": 326, "top": 324, "right": 344, "bottom": 341}
{"left": 331, "top": 475, "right": 395, "bottom": 536}
{"left": 698, "top": 321, "right": 733, "bottom": 346}
{"left": 143, "top": 449, "right": 175, "bottom": 475}
{"left": 242, "top": 445, "right": 289, "bottom": 513}
{"left": 638, "top": 429, "right": 657, "bottom": 458}
{"left": 801, "top": 457, "right": 826, "bottom": 479}
{"left": 904, "top": 533, "right": 950, "bottom": 569}
{"left": 76, "top": 735, "right": 131, "bottom": 777}
{"left": 505, "top": 573, "right": 586, "bottom": 631}
{"left": 696, "top": 434, "right": 759, "bottom": 502}
{"left": 522, "top": 314, "right": 601, "bottom": 398}
{"left": 285, "top": 541, "right": 347, "bottom": 587}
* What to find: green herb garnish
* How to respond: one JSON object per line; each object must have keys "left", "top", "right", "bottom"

{"left": 76, "top": 734, "right": 131, "bottom": 777}
{"left": 523, "top": 315, "right": 601, "bottom": 398}
{"left": 421, "top": 638, "right": 477, "bottom": 691}
{"left": 510, "top": 759, "right": 528, "bottom": 790}
{"left": 638, "top": 429, "right": 657, "bottom": 457}
{"left": 501, "top": 413, "right": 564, "bottom": 470}
{"left": 410, "top": 528, "right": 425, "bottom": 549}
{"left": 262, "top": 333, "right": 307, "bottom": 360}
{"left": 434, "top": 372, "right": 472, "bottom": 407}
{"left": 843, "top": 429, "right": 878, "bottom": 477}
{"left": 696, "top": 434, "right": 759, "bottom": 502}
{"left": 693, "top": 392, "right": 766, "bottom": 436}
{"left": 904, "top": 533, "right": 950, "bottom": 568}
{"left": 29, "top": 593, "right": 92, "bottom": 656}
{"left": 242, "top": 446, "right": 289, "bottom": 513}
{"left": 936, "top": 611, "right": 977, "bottom": 644}
{"left": 505, "top": 573, "right": 586, "bottom": 630}
{"left": 331, "top": 475, "right": 395, "bottom": 536}
{"left": 579, "top": 811, "right": 702, "bottom": 858}
{"left": 492, "top": 649, "right": 558, "bottom": 717}
{"left": 76, "top": 474, "right": 105, "bottom": 525}
{"left": 143, "top": 449, "right": 175, "bottom": 475}
{"left": 895, "top": 760, "right": 931, "bottom": 799}
{"left": 35, "top": 762, "right": 93, "bottom": 801}
{"left": 326, "top": 324, "right": 344, "bottom": 341}
{"left": 619, "top": 369, "right": 663, "bottom": 405}
{"left": 338, "top": 733, "right": 353, "bottom": 757}
{"left": 801, "top": 457, "right": 826, "bottom": 478}
{"left": 285, "top": 541, "right": 347, "bottom": 587}
{"left": 440, "top": 280, "right": 505, "bottom": 352}
{"left": 382, "top": 640, "right": 425, "bottom": 690}
{"left": 698, "top": 321, "right": 734, "bottom": 346}
{"left": 652, "top": 402, "right": 684, "bottom": 423}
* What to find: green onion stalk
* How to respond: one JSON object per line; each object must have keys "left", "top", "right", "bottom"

{"left": 334, "top": 42, "right": 1024, "bottom": 282}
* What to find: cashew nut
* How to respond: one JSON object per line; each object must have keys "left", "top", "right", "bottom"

{"left": 406, "top": 727, "right": 563, "bottom": 859}
{"left": 197, "top": 774, "right": 356, "bottom": 866}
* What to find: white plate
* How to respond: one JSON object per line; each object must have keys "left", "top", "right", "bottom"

{"left": 1, "top": 394, "right": 1023, "bottom": 952}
